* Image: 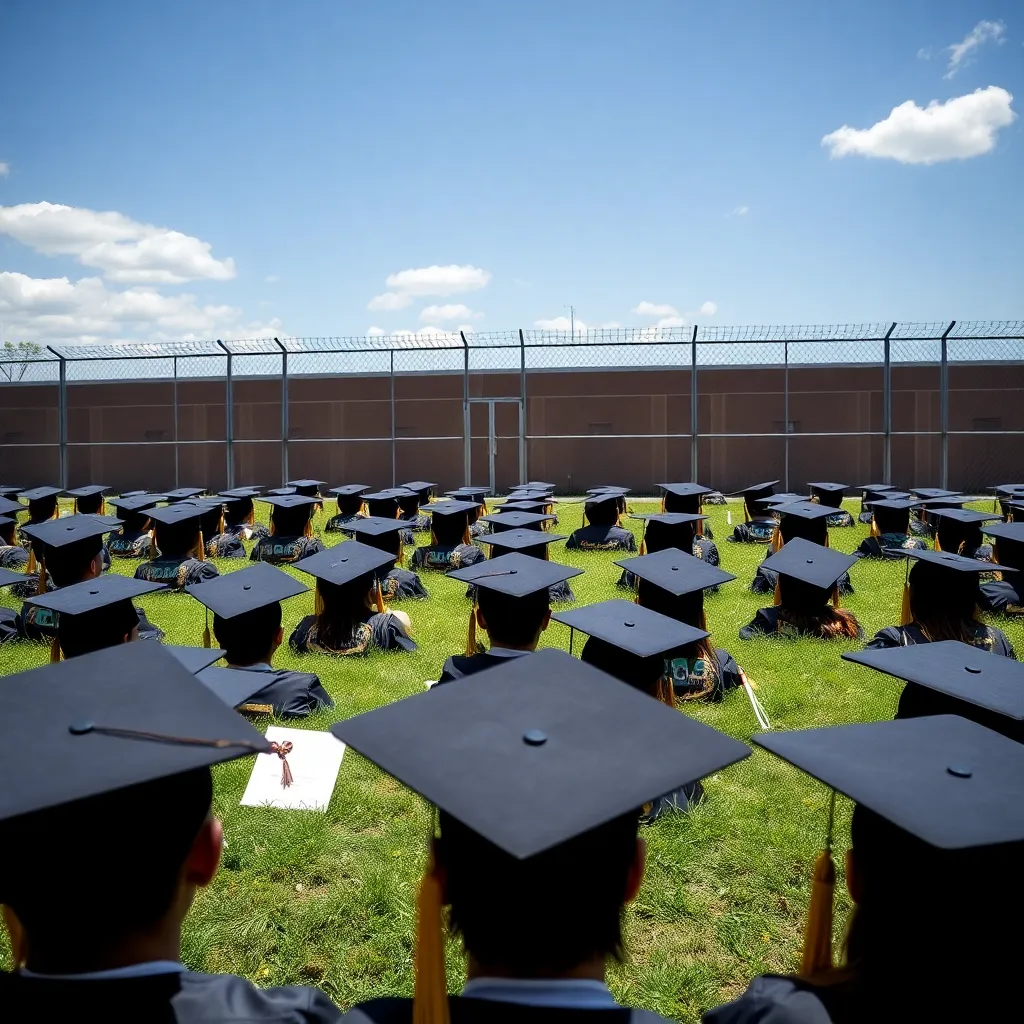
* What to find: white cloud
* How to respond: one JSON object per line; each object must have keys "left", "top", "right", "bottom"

{"left": 633, "top": 300, "right": 679, "bottom": 318}
{"left": 264, "top": 274, "right": 280, "bottom": 284}
{"left": 0, "top": 202, "right": 236, "bottom": 284}
{"left": 0, "top": 162, "right": 9, "bottom": 178}
{"left": 0, "top": 270, "right": 277, "bottom": 344}
{"left": 656, "top": 316, "right": 685, "bottom": 328}
{"left": 917, "top": 47, "right": 932, "bottom": 61}
{"left": 368, "top": 263, "right": 491, "bottom": 312}
{"left": 366, "top": 326, "right": 386, "bottom": 337}
{"left": 419, "top": 302, "right": 481, "bottom": 323}
{"left": 822, "top": 86, "right": 1016, "bottom": 164}
{"left": 598, "top": 321, "right": 622, "bottom": 329}
{"left": 534, "top": 315, "right": 588, "bottom": 336}
{"left": 732, "top": 205, "right": 749, "bottom": 216}
{"left": 945, "top": 20, "right": 1005, "bottom": 79}
{"left": 698, "top": 301, "right": 718, "bottom": 316}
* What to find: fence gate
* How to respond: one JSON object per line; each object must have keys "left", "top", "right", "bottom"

{"left": 467, "top": 398, "right": 524, "bottom": 494}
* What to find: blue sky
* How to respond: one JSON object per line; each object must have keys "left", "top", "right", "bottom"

{"left": 0, "top": 1, "right": 1021, "bottom": 346}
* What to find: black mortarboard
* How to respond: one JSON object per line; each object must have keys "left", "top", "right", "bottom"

{"left": 0, "top": 485, "right": 22, "bottom": 498}
{"left": 363, "top": 487, "right": 416, "bottom": 509}
{"left": 266, "top": 486, "right": 296, "bottom": 496}
{"left": 909, "top": 487, "right": 959, "bottom": 500}
{"left": 926, "top": 507, "right": 1001, "bottom": 526}
{"left": 517, "top": 481, "right": 556, "bottom": 491}
{"left": 345, "top": 515, "right": 413, "bottom": 540}
{"left": 757, "top": 492, "right": 811, "bottom": 508}
{"left": 867, "top": 497, "right": 921, "bottom": 512}
{"left": 294, "top": 541, "right": 396, "bottom": 587}
{"left": 164, "top": 487, "right": 205, "bottom": 501}
{"left": 886, "top": 548, "right": 1017, "bottom": 575}
{"left": 732, "top": 480, "right": 779, "bottom": 498}
{"left": 587, "top": 486, "right": 630, "bottom": 496}
{"left": 631, "top": 512, "right": 707, "bottom": 552}
{"left": 195, "top": 666, "right": 273, "bottom": 710}
{"left": 162, "top": 645, "right": 226, "bottom": 673}
{"left": 25, "top": 574, "right": 165, "bottom": 617}
{"left": 185, "top": 561, "right": 308, "bottom": 618}
{"left": 916, "top": 497, "right": 966, "bottom": 510}
{"left": 0, "top": 566, "right": 24, "bottom": 589}
{"left": 423, "top": 499, "right": 480, "bottom": 518}
{"left": 553, "top": 599, "right": 708, "bottom": 657}
{"left": 843, "top": 641, "right": 1024, "bottom": 723}
{"left": 448, "top": 551, "right": 582, "bottom": 597}
{"left": 331, "top": 647, "right": 750, "bottom": 858}
{"left": 0, "top": 497, "right": 22, "bottom": 517}
{"left": 118, "top": 489, "right": 149, "bottom": 498}
{"left": 480, "top": 510, "right": 555, "bottom": 532}
{"left": 0, "top": 642, "right": 270, "bottom": 825}
{"left": 858, "top": 483, "right": 894, "bottom": 493}
{"left": 991, "top": 484, "right": 1024, "bottom": 497}
{"left": 258, "top": 494, "right": 319, "bottom": 511}
{"left": 496, "top": 500, "right": 552, "bottom": 514}
{"left": 65, "top": 485, "right": 109, "bottom": 498}
{"left": 287, "top": 479, "right": 326, "bottom": 497}
{"left": 402, "top": 481, "right": 438, "bottom": 498}
{"left": 807, "top": 482, "right": 848, "bottom": 494}
{"left": 478, "top": 528, "right": 566, "bottom": 554}
{"left": 329, "top": 484, "right": 370, "bottom": 497}
{"left": 221, "top": 486, "right": 264, "bottom": 498}
{"left": 20, "top": 514, "right": 117, "bottom": 550}
{"left": 983, "top": 521, "right": 1024, "bottom": 544}
{"left": 145, "top": 504, "right": 206, "bottom": 530}
{"left": 659, "top": 483, "right": 714, "bottom": 498}
{"left": 754, "top": 715, "right": 1024, "bottom": 849}
{"left": 446, "top": 486, "right": 490, "bottom": 501}
{"left": 614, "top": 548, "right": 736, "bottom": 595}
{"left": 772, "top": 500, "right": 837, "bottom": 522}
{"left": 108, "top": 494, "right": 167, "bottom": 514}
{"left": 19, "top": 486, "right": 63, "bottom": 502}
{"left": 760, "top": 537, "right": 858, "bottom": 590}
{"left": 507, "top": 489, "right": 557, "bottom": 503}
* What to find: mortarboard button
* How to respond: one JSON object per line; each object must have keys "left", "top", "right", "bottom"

{"left": 523, "top": 729, "right": 547, "bottom": 746}
{"left": 947, "top": 764, "right": 973, "bottom": 779}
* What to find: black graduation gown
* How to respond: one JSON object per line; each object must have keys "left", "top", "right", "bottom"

{"left": 750, "top": 558, "right": 854, "bottom": 597}
{"left": 218, "top": 665, "right": 335, "bottom": 718}
{"left": 729, "top": 518, "right": 776, "bottom": 544}
{"left": 978, "top": 579, "right": 1024, "bottom": 615}
{"left": 400, "top": 511, "right": 431, "bottom": 532}
{"left": 205, "top": 532, "right": 246, "bottom": 559}
{"left": 666, "top": 647, "right": 743, "bottom": 702}
{"left": 381, "top": 567, "right": 429, "bottom": 601}
{"left": 853, "top": 533, "right": 928, "bottom": 559}
{"left": 0, "top": 543, "right": 29, "bottom": 570}
{"left": 223, "top": 521, "right": 271, "bottom": 542}
{"left": 565, "top": 525, "right": 637, "bottom": 552}
{"left": 0, "top": 602, "right": 163, "bottom": 645}
{"left": 249, "top": 535, "right": 326, "bottom": 565}
{"left": 738, "top": 607, "right": 864, "bottom": 641}
{"left": 469, "top": 520, "right": 489, "bottom": 538}
{"left": 642, "top": 781, "right": 704, "bottom": 822}
{"left": 324, "top": 512, "right": 367, "bottom": 534}
{"left": 702, "top": 974, "right": 835, "bottom": 1024}
{"left": 866, "top": 622, "right": 1017, "bottom": 658}
{"left": 107, "top": 530, "right": 155, "bottom": 559}
{"left": 411, "top": 544, "right": 485, "bottom": 571}
{"left": 289, "top": 611, "right": 417, "bottom": 655}
{"left": 135, "top": 557, "right": 220, "bottom": 589}
{"left": 437, "top": 650, "right": 532, "bottom": 684}
{"left": 909, "top": 516, "right": 931, "bottom": 537}
{"left": 703, "top": 491, "right": 727, "bottom": 505}
{"left": 0, "top": 970, "right": 343, "bottom": 1024}
{"left": 857, "top": 509, "right": 874, "bottom": 524}
{"left": 616, "top": 537, "right": 720, "bottom": 591}
{"left": 825, "top": 509, "right": 855, "bottom": 528}
{"left": 340, "top": 995, "right": 673, "bottom": 1024}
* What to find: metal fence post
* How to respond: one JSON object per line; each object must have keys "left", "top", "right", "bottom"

{"left": 275, "top": 338, "right": 289, "bottom": 486}
{"left": 461, "top": 330, "right": 471, "bottom": 485}
{"left": 519, "top": 328, "right": 528, "bottom": 484}
{"left": 783, "top": 338, "right": 790, "bottom": 491}
{"left": 390, "top": 348, "right": 397, "bottom": 487}
{"left": 172, "top": 355, "right": 180, "bottom": 489}
{"left": 882, "top": 322, "right": 895, "bottom": 485}
{"left": 690, "top": 325, "right": 698, "bottom": 482}
{"left": 46, "top": 347, "right": 68, "bottom": 488}
{"left": 939, "top": 320, "right": 955, "bottom": 490}
{"left": 216, "top": 340, "right": 234, "bottom": 490}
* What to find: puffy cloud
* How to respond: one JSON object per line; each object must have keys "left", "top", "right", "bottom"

{"left": 368, "top": 263, "right": 491, "bottom": 311}
{"left": 945, "top": 20, "right": 1005, "bottom": 79}
{"left": 633, "top": 300, "right": 679, "bottom": 318}
{"left": 419, "top": 302, "right": 481, "bottom": 322}
{"left": 732, "top": 205, "right": 749, "bottom": 216}
{"left": 0, "top": 162, "right": 9, "bottom": 178}
{"left": 822, "top": 86, "right": 1016, "bottom": 164}
{"left": 534, "top": 315, "right": 588, "bottom": 336}
{"left": 656, "top": 316, "right": 685, "bottom": 328}
{"left": 0, "top": 270, "right": 276, "bottom": 344}
{"left": 0, "top": 202, "right": 236, "bottom": 284}
{"left": 366, "top": 325, "right": 387, "bottom": 337}
{"left": 698, "top": 301, "right": 718, "bottom": 316}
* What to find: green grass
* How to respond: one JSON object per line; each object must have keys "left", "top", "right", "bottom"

{"left": 2, "top": 498, "right": 1021, "bottom": 1019}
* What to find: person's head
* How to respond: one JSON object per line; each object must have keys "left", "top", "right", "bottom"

{"left": 584, "top": 496, "right": 619, "bottom": 528}
{"left": 213, "top": 602, "right": 282, "bottom": 667}
{"left": 58, "top": 600, "right": 141, "bottom": 659}
{"left": 476, "top": 586, "right": 550, "bottom": 649}
{"left": 935, "top": 518, "right": 983, "bottom": 555}
{"left": 315, "top": 572, "right": 376, "bottom": 649}
{"left": 153, "top": 520, "right": 202, "bottom": 559}
{"left": 907, "top": 561, "right": 983, "bottom": 640}
{"left": 0, "top": 768, "right": 220, "bottom": 967}
{"left": 336, "top": 492, "right": 364, "bottom": 517}
{"left": 873, "top": 502, "right": 912, "bottom": 535}
{"left": 73, "top": 493, "right": 104, "bottom": 515}
{"left": 779, "top": 512, "right": 828, "bottom": 546}
{"left": 663, "top": 492, "right": 702, "bottom": 515}
{"left": 0, "top": 516, "right": 16, "bottom": 546}
{"left": 777, "top": 574, "right": 861, "bottom": 639}
{"left": 643, "top": 518, "right": 697, "bottom": 555}
{"left": 41, "top": 535, "right": 105, "bottom": 589}
{"left": 397, "top": 493, "right": 420, "bottom": 517}
{"left": 269, "top": 501, "right": 314, "bottom": 538}
{"left": 27, "top": 495, "right": 59, "bottom": 524}
{"left": 223, "top": 495, "right": 255, "bottom": 527}
{"left": 580, "top": 636, "right": 665, "bottom": 700}
{"left": 636, "top": 578, "right": 704, "bottom": 627}
{"left": 431, "top": 510, "right": 470, "bottom": 548}
{"left": 434, "top": 808, "right": 644, "bottom": 977}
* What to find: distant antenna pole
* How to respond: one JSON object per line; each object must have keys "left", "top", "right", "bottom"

{"left": 570, "top": 305, "right": 575, "bottom": 337}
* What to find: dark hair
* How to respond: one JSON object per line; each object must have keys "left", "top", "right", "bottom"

{"left": 397, "top": 494, "right": 420, "bottom": 516}
{"left": 224, "top": 496, "right": 255, "bottom": 526}
{"left": 0, "top": 519, "right": 16, "bottom": 545}
{"left": 644, "top": 520, "right": 695, "bottom": 554}
{"left": 994, "top": 538, "right": 1024, "bottom": 574}
{"left": 437, "top": 808, "right": 639, "bottom": 975}
{"left": 335, "top": 493, "right": 364, "bottom": 517}
{"left": 0, "top": 768, "right": 213, "bottom": 951}
{"left": 663, "top": 492, "right": 700, "bottom": 515}
{"left": 580, "top": 637, "right": 663, "bottom": 698}
{"left": 777, "top": 576, "right": 861, "bottom": 639}
{"left": 118, "top": 509, "right": 152, "bottom": 534}
{"left": 819, "top": 804, "right": 1024, "bottom": 1021}
{"left": 779, "top": 514, "right": 827, "bottom": 546}
{"left": 270, "top": 503, "right": 313, "bottom": 537}
{"left": 477, "top": 587, "right": 549, "bottom": 647}
{"left": 431, "top": 513, "right": 468, "bottom": 548}
{"left": 214, "top": 603, "right": 282, "bottom": 665}
{"left": 361, "top": 530, "right": 401, "bottom": 561}
{"left": 27, "top": 495, "right": 58, "bottom": 524}
{"left": 58, "top": 601, "right": 140, "bottom": 659}
{"left": 44, "top": 536, "right": 104, "bottom": 588}
{"left": 908, "top": 561, "right": 985, "bottom": 643}
{"left": 935, "top": 519, "right": 983, "bottom": 556}
{"left": 74, "top": 493, "right": 104, "bottom": 515}
{"left": 873, "top": 505, "right": 911, "bottom": 535}
{"left": 585, "top": 499, "right": 618, "bottom": 528}
{"left": 314, "top": 574, "right": 374, "bottom": 650}
{"left": 154, "top": 522, "right": 200, "bottom": 558}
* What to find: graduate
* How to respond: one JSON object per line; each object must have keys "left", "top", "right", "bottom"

{"left": 107, "top": 493, "right": 166, "bottom": 559}
{"left": 853, "top": 496, "right": 929, "bottom": 558}
{"left": 287, "top": 478, "right": 326, "bottom": 499}
{"left": 17, "top": 485, "right": 62, "bottom": 535}
{"left": 0, "top": 643, "right": 343, "bottom": 1022}
{"left": 65, "top": 484, "right": 109, "bottom": 516}
{"left": 727, "top": 481, "right": 780, "bottom": 543}
{"left": 855, "top": 483, "right": 898, "bottom": 524}
{"left": 186, "top": 562, "right": 334, "bottom": 719}
{"left": 324, "top": 483, "right": 370, "bottom": 533}
{"left": 587, "top": 485, "right": 630, "bottom": 517}
{"left": 614, "top": 548, "right": 744, "bottom": 701}
{"left": 361, "top": 488, "right": 417, "bottom": 545}
{"left": 564, "top": 599, "right": 715, "bottom": 817}
{"left": 410, "top": 500, "right": 486, "bottom": 571}
{"left": 439, "top": 554, "right": 582, "bottom": 682}
{"left": 928, "top": 506, "right": 998, "bottom": 561}
{"left": 446, "top": 486, "right": 490, "bottom": 537}
{"left": 616, "top": 512, "right": 718, "bottom": 590}
{"left": 220, "top": 486, "right": 270, "bottom": 542}
{"left": 564, "top": 492, "right": 637, "bottom": 552}
{"left": 477, "top": 528, "right": 575, "bottom": 603}
{"left": 738, "top": 538, "right": 862, "bottom": 640}
{"left": 807, "top": 481, "right": 855, "bottom": 527}
{"left": 135, "top": 505, "right": 221, "bottom": 589}
{"left": 866, "top": 549, "right": 1016, "bottom": 656}
{"left": 398, "top": 481, "right": 435, "bottom": 532}
{"left": 331, "top": 647, "right": 748, "bottom": 1024}
{"left": 163, "top": 486, "right": 206, "bottom": 503}
{"left": 659, "top": 482, "right": 717, "bottom": 540}
{"left": 907, "top": 487, "right": 961, "bottom": 536}
{"left": 0, "top": 497, "right": 29, "bottom": 570}
{"left": 180, "top": 498, "right": 246, "bottom": 559}
{"left": 0, "top": 484, "right": 22, "bottom": 497}
{"left": 478, "top": 509, "right": 555, "bottom": 534}
{"left": 978, "top": 521, "right": 1024, "bottom": 616}
{"left": 706, "top": 716, "right": 1024, "bottom": 1024}
{"left": 346, "top": 516, "right": 429, "bottom": 600}
{"left": 749, "top": 501, "right": 854, "bottom": 596}
{"left": 289, "top": 542, "right": 416, "bottom": 655}
{"left": 250, "top": 494, "right": 325, "bottom": 565}
{"left": 992, "top": 482, "right": 1024, "bottom": 520}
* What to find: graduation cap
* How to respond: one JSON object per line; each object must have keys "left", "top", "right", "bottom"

{"left": 991, "top": 484, "right": 1024, "bottom": 497}
{"left": 163, "top": 487, "right": 205, "bottom": 502}
{"left": 162, "top": 644, "right": 226, "bottom": 674}
{"left": 0, "top": 485, "right": 23, "bottom": 498}
{"left": 422, "top": 500, "right": 480, "bottom": 546}
{"left": 0, "top": 496, "right": 23, "bottom": 518}
{"left": 909, "top": 487, "right": 959, "bottom": 500}
{"left": 287, "top": 479, "right": 326, "bottom": 497}
{"left": 478, "top": 528, "right": 566, "bottom": 558}
{"left": 553, "top": 598, "right": 709, "bottom": 658}
{"left": 867, "top": 497, "right": 921, "bottom": 512}
{"left": 402, "top": 481, "right": 438, "bottom": 499}
{"left": 982, "top": 521, "right": 1024, "bottom": 546}
{"left": 480, "top": 510, "right": 555, "bottom": 532}
{"left": 0, "top": 641, "right": 271, "bottom": 826}
{"left": 221, "top": 486, "right": 264, "bottom": 498}
{"left": 20, "top": 513, "right": 117, "bottom": 550}
{"left": 117, "top": 489, "right": 150, "bottom": 498}
{"left": 259, "top": 493, "right": 318, "bottom": 511}
{"left": 587, "top": 486, "right": 630, "bottom": 496}
{"left": 294, "top": 541, "right": 397, "bottom": 588}
{"left": 363, "top": 487, "right": 417, "bottom": 516}
{"left": 772, "top": 500, "right": 836, "bottom": 521}
{"left": 507, "top": 489, "right": 557, "bottom": 502}
{"left": 732, "top": 480, "right": 779, "bottom": 499}
{"left": 886, "top": 548, "right": 1015, "bottom": 574}
{"left": 496, "top": 500, "right": 552, "bottom": 515}
{"left": 65, "top": 484, "right": 110, "bottom": 515}
{"left": 757, "top": 492, "right": 811, "bottom": 508}
{"left": 448, "top": 551, "right": 582, "bottom": 598}
{"left": 185, "top": 561, "right": 308, "bottom": 619}
{"left": 329, "top": 484, "right": 371, "bottom": 497}
{"left": 857, "top": 483, "right": 895, "bottom": 493}
{"left": 446, "top": 485, "right": 490, "bottom": 499}
{"left": 266, "top": 486, "right": 296, "bottom": 496}
{"left": 19, "top": 486, "right": 63, "bottom": 503}
{"left": 108, "top": 494, "right": 167, "bottom": 514}
{"left": 24, "top": 574, "right": 166, "bottom": 660}
{"left": 195, "top": 666, "right": 274, "bottom": 711}
{"left": 65, "top": 485, "right": 108, "bottom": 499}
{"left": 927, "top": 507, "right": 1000, "bottom": 526}
{"left": 615, "top": 548, "right": 737, "bottom": 597}
{"left": 660, "top": 483, "right": 714, "bottom": 499}
{"left": 423, "top": 499, "right": 480, "bottom": 518}
{"left": 630, "top": 512, "right": 707, "bottom": 555}
{"left": 145, "top": 503, "right": 206, "bottom": 529}
{"left": 516, "top": 481, "right": 556, "bottom": 491}
{"left": 0, "top": 565, "right": 25, "bottom": 589}
{"left": 761, "top": 537, "right": 856, "bottom": 593}
{"left": 144, "top": 503, "right": 209, "bottom": 557}
{"left": 807, "top": 482, "right": 849, "bottom": 508}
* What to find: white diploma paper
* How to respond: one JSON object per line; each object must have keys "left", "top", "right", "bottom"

{"left": 240, "top": 726, "right": 345, "bottom": 811}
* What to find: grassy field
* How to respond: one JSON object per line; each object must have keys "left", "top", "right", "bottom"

{"left": 2, "top": 496, "right": 1020, "bottom": 1020}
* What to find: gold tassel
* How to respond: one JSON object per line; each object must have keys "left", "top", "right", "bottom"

{"left": 375, "top": 580, "right": 387, "bottom": 615}
{"left": 695, "top": 516, "right": 704, "bottom": 538}
{"left": 202, "top": 610, "right": 211, "bottom": 649}
{"left": 934, "top": 533, "right": 942, "bottom": 552}
{"left": 73, "top": 499, "right": 79, "bottom": 514}
{"left": 465, "top": 605, "right": 478, "bottom": 656}
{"left": 831, "top": 585, "right": 841, "bottom": 609}
{"left": 413, "top": 854, "right": 450, "bottom": 1024}
{"left": 870, "top": 518, "right": 880, "bottom": 538}
{"left": 770, "top": 527, "right": 782, "bottom": 553}
{"left": 26, "top": 549, "right": 36, "bottom": 577}
{"left": 99, "top": 498, "right": 105, "bottom": 516}
{"left": 461, "top": 527, "right": 471, "bottom": 547}
{"left": 656, "top": 676, "right": 676, "bottom": 709}
{"left": 315, "top": 583, "right": 326, "bottom": 618}
{"left": 639, "top": 537, "right": 647, "bottom": 556}
{"left": 398, "top": 540, "right": 405, "bottom": 567}
{"left": 195, "top": 532, "right": 206, "bottom": 561}
{"left": 50, "top": 634, "right": 62, "bottom": 663}
{"left": 800, "top": 791, "right": 836, "bottom": 976}
{"left": 2, "top": 905, "right": 26, "bottom": 969}
{"left": 304, "top": 519, "right": 313, "bottom": 539}
{"left": 37, "top": 558, "right": 47, "bottom": 596}
{"left": 900, "top": 582, "right": 913, "bottom": 626}
{"left": 773, "top": 579, "right": 782, "bottom": 606}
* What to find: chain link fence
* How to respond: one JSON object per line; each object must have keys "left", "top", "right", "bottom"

{"left": 0, "top": 322, "right": 1021, "bottom": 493}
